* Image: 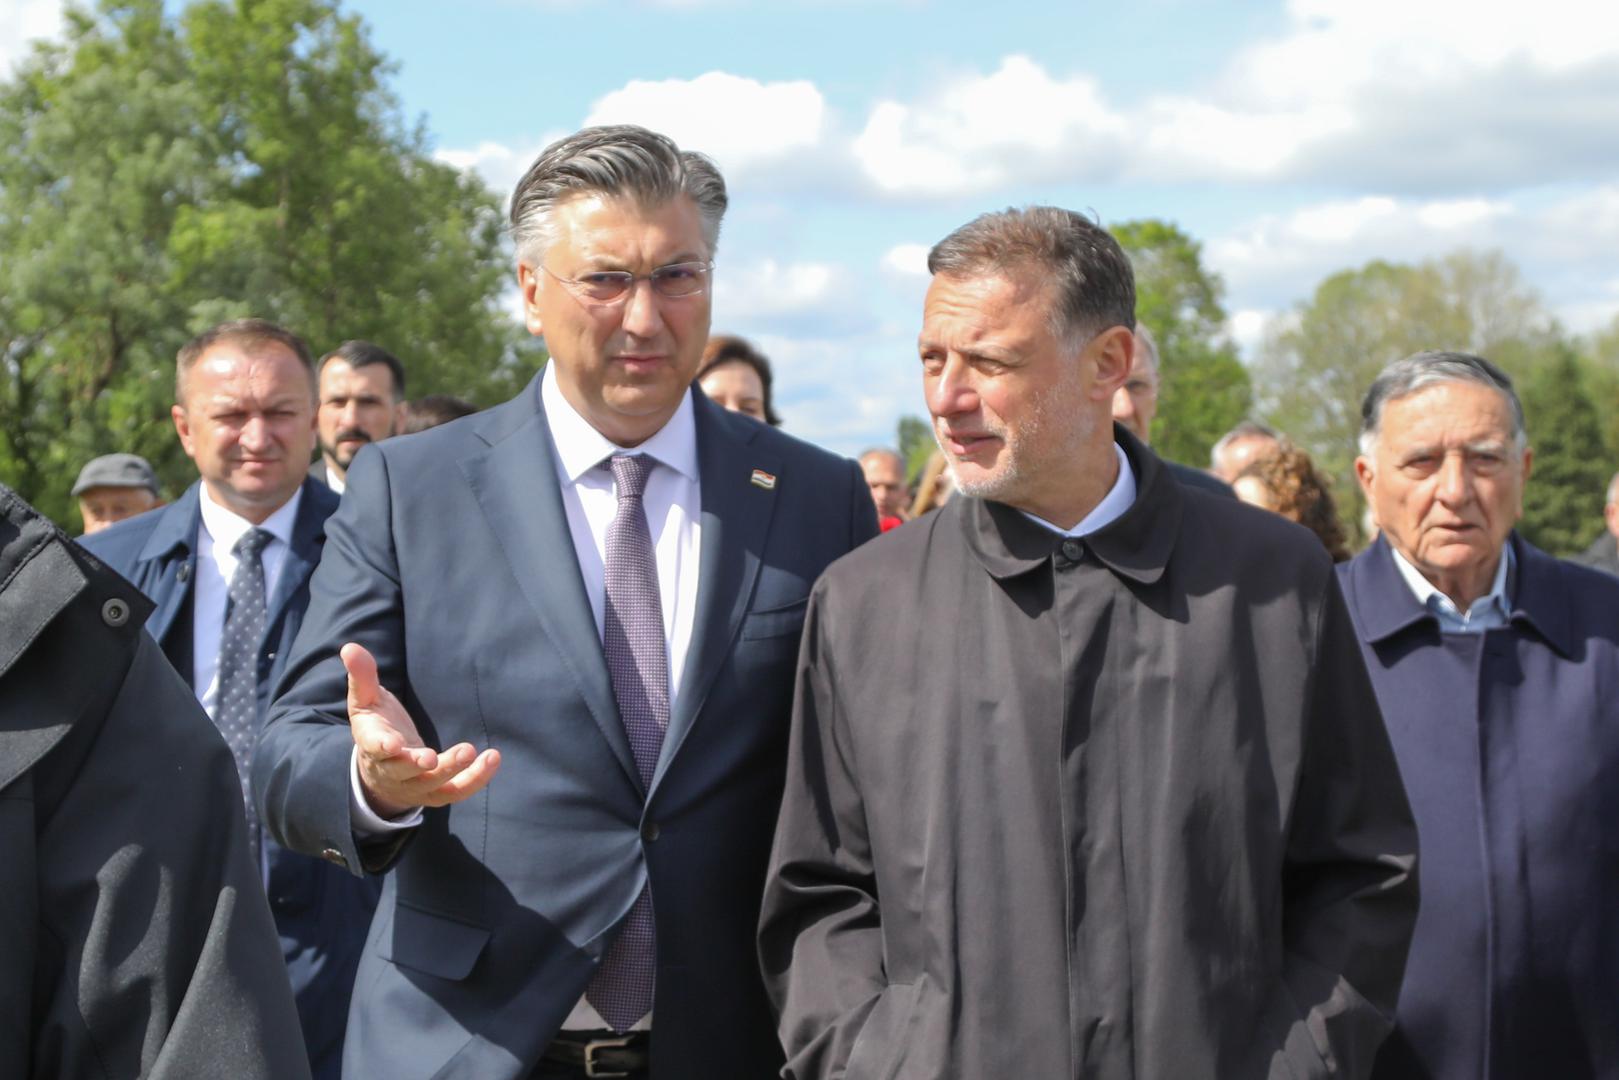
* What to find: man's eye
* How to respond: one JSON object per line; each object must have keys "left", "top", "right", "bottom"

{"left": 658, "top": 266, "right": 697, "bottom": 282}
{"left": 581, "top": 272, "right": 628, "bottom": 287}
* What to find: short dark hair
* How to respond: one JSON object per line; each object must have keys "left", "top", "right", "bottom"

{"left": 509, "top": 124, "right": 728, "bottom": 265}
{"left": 319, "top": 340, "right": 406, "bottom": 399}
{"left": 697, "top": 335, "right": 780, "bottom": 426}
{"left": 400, "top": 394, "right": 478, "bottom": 434}
{"left": 927, "top": 206, "right": 1136, "bottom": 343}
{"left": 177, "top": 318, "right": 314, "bottom": 402}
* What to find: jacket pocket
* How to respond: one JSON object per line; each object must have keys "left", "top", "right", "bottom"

{"left": 844, "top": 981, "right": 921, "bottom": 1080}
{"left": 739, "top": 597, "right": 808, "bottom": 640}
{"left": 377, "top": 902, "right": 490, "bottom": 981}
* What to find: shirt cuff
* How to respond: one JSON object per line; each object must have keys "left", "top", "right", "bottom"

{"left": 349, "top": 745, "right": 424, "bottom": 835}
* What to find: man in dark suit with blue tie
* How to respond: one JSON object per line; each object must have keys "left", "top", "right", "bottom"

{"left": 78, "top": 318, "right": 379, "bottom": 1080}
{"left": 255, "top": 125, "right": 878, "bottom": 1079}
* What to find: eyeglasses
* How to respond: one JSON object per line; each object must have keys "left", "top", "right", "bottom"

{"left": 541, "top": 261, "right": 714, "bottom": 303}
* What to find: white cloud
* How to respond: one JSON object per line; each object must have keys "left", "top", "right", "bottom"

{"left": 852, "top": 56, "right": 1129, "bottom": 196}
{"left": 433, "top": 136, "right": 562, "bottom": 204}
{"left": 584, "top": 72, "right": 829, "bottom": 177}
{"left": 0, "top": 0, "right": 63, "bottom": 76}
{"left": 846, "top": 3, "right": 1619, "bottom": 196}
{"left": 1227, "top": 309, "right": 1272, "bottom": 358}
{"left": 713, "top": 257, "right": 877, "bottom": 338}
{"left": 881, "top": 243, "right": 930, "bottom": 278}
{"left": 1210, "top": 186, "right": 1619, "bottom": 340}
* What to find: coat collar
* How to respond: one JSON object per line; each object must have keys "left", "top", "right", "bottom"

{"left": 0, "top": 487, "right": 153, "bottom": 793}
{"left": 960, "top": 424, "right": 1181, "bottom": 586}
{"left": 1344, "top": 532, "right": 1575, "bottom": 658}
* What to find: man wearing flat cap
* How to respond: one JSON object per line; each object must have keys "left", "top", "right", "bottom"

{"left": 72, "top": 452, "right": 161, "bottom": 535}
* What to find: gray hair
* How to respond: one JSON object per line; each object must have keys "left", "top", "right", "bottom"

{"left": 1358, "top": 350, "right": 1527, "bottom": 456}
{"left": 1209, "top": 419, "right": 1280, "bottom": 470}
{"left": 508, "top": 125, "right": 728, "bottom": 265}
{"left": 927, "top": 206, "right": 1135, "bottom": 345}
{"left": 1132, "top": 322, "right": 1160, "bottom": 377}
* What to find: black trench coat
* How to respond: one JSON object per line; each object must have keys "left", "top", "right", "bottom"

{"left": 0, "top": 486, "right": 309, "bottom": 1080}
{"left": 760, "top": 433, "right": 1419, "bottom": 1079}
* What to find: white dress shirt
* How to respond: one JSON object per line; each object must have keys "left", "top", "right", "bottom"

{"left": 1391, "top": 542, "right": 1514, "bottom": 633}
{"left": 324, "top": 464, "right": 346, "bottom": 494}
{"left": 194, "top": 483, "right": 303, "bottom": 719}
{"left": 349, "top": 366, "right": 704, "bottom": 1032}
{"left": 1019, "top": 443, "right": 1137, "bottom": 538}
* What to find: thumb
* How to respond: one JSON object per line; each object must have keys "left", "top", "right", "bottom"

{"left": 341, "top": 642, "right": 381, "bottom": 712}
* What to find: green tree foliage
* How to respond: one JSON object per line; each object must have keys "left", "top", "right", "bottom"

{"left": 1112, "top": 219, "right": 1251, "bottom": 468}
{"left": 896, "top": 414, "right": 933, "bottom": 483}
{"left": 1254, "top": 250, "right": 1565, "bottom": 533}
{"left": 0, "top": 0, "right": 539, "bottom": 525}
{"left": 1519, "top": 346, "right": 1610, "bottom": 555}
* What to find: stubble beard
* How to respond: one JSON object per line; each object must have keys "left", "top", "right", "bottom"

{"left": 942, "top": 369, "right": 1094, "bottom": 506}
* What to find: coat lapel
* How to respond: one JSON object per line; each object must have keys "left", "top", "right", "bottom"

{"left": 265, "top": 478, "right": 335, "bottom": 636}
{"left": 136, "top": 486, "right": 201, "bottom": 645}
{"left": 652, "top": 399, "right": 779, "bottom": 792}
{"left": 459, "top": 381, "right": 640, "bottom": 792}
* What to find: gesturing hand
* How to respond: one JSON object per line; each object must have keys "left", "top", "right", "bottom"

{"left": 343, "top": 642, "right": 501, "bottom": 819}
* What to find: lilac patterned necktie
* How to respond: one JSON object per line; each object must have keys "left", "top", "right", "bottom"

{"left": 216, "top": 526, "right": 271, "bottom": 868}
{"left": 587, "top": 453, "right": 668, "bottom": 1032}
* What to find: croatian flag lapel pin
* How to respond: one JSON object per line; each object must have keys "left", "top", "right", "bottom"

{"left": 751, "top": 469, "right": 777, "bottom": 491}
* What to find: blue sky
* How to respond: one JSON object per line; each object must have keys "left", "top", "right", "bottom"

{"left": 6, "top": 0, "right": 1618, "bottom": 456}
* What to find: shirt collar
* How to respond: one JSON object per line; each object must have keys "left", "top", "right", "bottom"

{"left": 1389, "top": 541, "right": 1513, "bottom": 626}
{"left": 540, "top": 363, "right": 698, "bottom": 484}
{"left": 1019, "top": 443, "right": 1136, "bottom": 538}
{"left": 198, "top": 481, "right": 302, "bottom": 553}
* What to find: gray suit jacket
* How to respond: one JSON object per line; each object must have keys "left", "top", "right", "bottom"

{"left": 257, "top": 380, "right": 877, "bottom": 1079}
{"left": 0, "top": 484, "right": 309, "bottom": 1080}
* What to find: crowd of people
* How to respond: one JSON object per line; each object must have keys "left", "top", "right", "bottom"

{"left": 4, "top": 122, "right": 1618, "bottom": 1080}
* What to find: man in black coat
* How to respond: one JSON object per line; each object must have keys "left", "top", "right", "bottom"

{"left": 761, "top": 207, "right": 1418, "bottom": 1078}
{"left": 0, "top": 483, "right": 309, "bottom": 1079}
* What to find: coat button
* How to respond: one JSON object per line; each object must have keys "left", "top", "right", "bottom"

{"left": 1060, "top": 539, "right": 1084, "bottom": 563}
{"left": 320, "top": 847, "right": 348, "bottom": 868}
{"left": 641, "top": 821, "right": 660, "bottom": 843}
{"left": 101, "top": 598, "right": 130, "bottom": 627}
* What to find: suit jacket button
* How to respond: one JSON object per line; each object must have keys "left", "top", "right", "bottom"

{"left": 101, "top": 597, "right": 130, "bottom": 627}
{"left": 1060, "top": 539, "right": 1084, "bottom": 563}
{"left": 320, "top": 846, "right": 348, "bottom": 868}
{"left": 641, "top": 821, "right": 660, "bottom": 843}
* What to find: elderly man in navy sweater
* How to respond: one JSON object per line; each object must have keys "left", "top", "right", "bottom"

{"left": 1340, "top": 350, "right": 1619, "bottom": 1079}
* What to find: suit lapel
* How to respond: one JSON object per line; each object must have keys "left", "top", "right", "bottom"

{"left": 265, "top": 479, "right": 334, "bottom": 635}
{"left": 459, "top": 384, "right": 640, "bottom": 793}
{"left": 652, "top": 400, "right": 779, "bottom": 792}
{"left": 137, "top": 486, "right": 201, "bottom": 646}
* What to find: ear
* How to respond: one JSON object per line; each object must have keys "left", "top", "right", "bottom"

{"left": 1515, "top": 445, "right": 1533, "bottom": 520}
{"left": 1354, "top": 454, "right": 1376, "bottom": 503}
{"left": 517, "top": 262, "right": 545, "bottom": 338}
{"left": 1087, "top": 325, "right": 1134, "bottom": 401}
{"left": 172, "top": 404, "right": 196, "bottom": 459}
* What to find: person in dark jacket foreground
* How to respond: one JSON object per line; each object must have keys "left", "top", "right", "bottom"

{"left": 0, "top": 483, "right": 309, "bottom": 1080}
{"left": 761, "top": 207, "right": 1418, "bottom": 1079}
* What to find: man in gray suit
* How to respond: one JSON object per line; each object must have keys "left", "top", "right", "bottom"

{"left": 257, "top": 125, "right": 875, "bottom": 1079}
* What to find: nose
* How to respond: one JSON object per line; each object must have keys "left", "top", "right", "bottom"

{"left": 240, "top": 414, "right": 274, "bottom": 451}
{"left": 620, "top": 278, "right": 666, "bottom": 339}
{"left": 339, "top": 401, "right": 361, "bottom": 427}
{"left": 1435, "top": 451, "right": 1472, "bottom": 507}
{"left": 928, "top": 356, "right": 978, "bottom": 419}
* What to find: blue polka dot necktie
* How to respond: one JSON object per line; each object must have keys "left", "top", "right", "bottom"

{"left": 217, "top": 527, "right": 271, "bottom": 869}
{"left": 586, "top": 453, "right": 668, "bottom": 1033}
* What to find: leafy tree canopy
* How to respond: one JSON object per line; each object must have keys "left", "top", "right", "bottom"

{"left": 0, "top": 0, "right": 541, "bottom": 526}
